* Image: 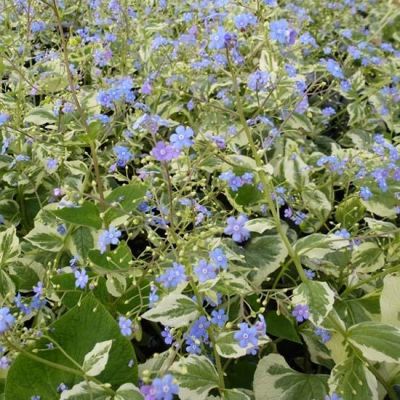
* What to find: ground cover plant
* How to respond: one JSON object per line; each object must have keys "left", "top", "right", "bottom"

{"left": 0, "top": 0, "right": 400, "bottom": 399}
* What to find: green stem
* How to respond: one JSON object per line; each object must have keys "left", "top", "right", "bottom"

{"left": 226, "top": 50, "right": 307, "bottom": 283}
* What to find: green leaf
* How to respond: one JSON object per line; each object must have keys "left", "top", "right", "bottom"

{"left": 70, "top": 226, "right": 95, "bottom": 260}
{"left": 265, "top": 311, "right": 301, "bottom": 344}
{"left": 24, "top": 223, "right": 64, "bottom": 252}
{"left": 23, "top": 107, "right": 57, "bottom": 125}
{"left": 292, "top": 281, "right": 335, "bottom": 325}
{"left": 216, "top": 331, "right": 270, "bottom": 359}
{"left": 5, "top": 295, "right": 137, "bottom": 399}
{"left": 253, "top": 354, "right": 328, "bottom": 400}
{"left": 114, "top": 383, "right": 143, "bottom": 400}
{"left": 347, "top": 321, "right": 400, "bottom": 363}
{"left": 89, "top": 242, "right": 133, "bottom": 272}
{"left": 223, "top": 389, "right": 251, "bottom": 400}
{"left": 0, "top": 226, "right": 20, "bottom": 266}
{"left": 245, "top": 218, "right": 275, "bottom": 234}
{"left": 351, "top": 242, "right": 385, "bottom": 272}
{"left": 141, "top": 293, "right": 199, "bottom": 328}
{"left": 0, "top": 270, "right": 15, "bottom": 300}
{"left": 104, "top": 182, "right": 148, "bottom": 224}
{"left": 335, "top": 196, "right": 365, "bottom": 229}
{"left": 328, "top": 354, "right": 378, "bottom": 400}
{"left": 170, "top": 355, "right": 219, "bottom": 400}
{"left": 244, "top": 234, "right": 288, "bottom": 284}
{"left": 380, "top": 275, "right": 400, "bottom": 327}
{"left": 60, "top": 381, "right": 110, "bottom": 399}
{"left": 82, "top": 340, "right": 113, "bottom": 377}
{"left": 282, "top": 154, "right": 309, "bottom": 190}
{"left": 52, "top": 202, "right": 102, "bottom": 229}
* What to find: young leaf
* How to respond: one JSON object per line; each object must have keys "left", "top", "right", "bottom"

{"left": 380, "top": 275, "right": 400, "bottom": 328}
{"left": 328, "top": 353, "right": 378, "bottom": 400}
{"left": 253, "top": 354, "right": 328, "bottom": 400}
{"left": 170, "top": 355, "right": 219, "bottom": 400}
{"left": 347, "top": 321, "right": 400, "bottom": 363}
{"left": 141, "top": 293, "right": 199, "bottom": 328}
{"left": 114, "top": 383, "right": 144, "bottom": 400}
{"left": 292, "top": 281, "right": 335, "bottom": 325}
{"left": 52, "top": 202, "right": 102, "bottom": 229}
{"left": 0, "top": 226, "right": 20, "bottom": 266}
{"left": 82, "top": 340, "right": 113, "bottom": 377}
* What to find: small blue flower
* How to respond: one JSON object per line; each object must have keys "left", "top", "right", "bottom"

{"left": 118, "top": 316, "right": 132, "bottom": 336}
{"left": 209, "top": 248, "right": 228, "bottom": 269}
{"left": 161, "top": 327, "right": 174, "bottom": 345}
{"left": 224, "top": 215, "right": 250, "bottom": 243}
{"left": 0, "top": 307, "right": 15, "bottom": 334}
{"left": 323, "top": 58, "right": 344, "bottom": 79}
{"left": 170, "top": 126, "right": 194, "bottom": 149}
{"left": 46, "top": 158, "right": 58, "bottom": 171}
{"left": 325, "top": 394, "right": 343, "bottom": 400}
{"left": 305, "top": 269, "right": 316, "bottom": 279}
{"left": 194, "top": 259, "right": 217, "bottom": 282}
{"left": 156, "top": 263, "right": 187, "bottom": 289}
{"left": 74, "top": 269, "right": 88, "bottom": 289}
{"left": 234, "top": 323, "right": 258, "bottom": 348}
{"left": 98, "top": 226, "right": 122, "bottom": 254}
{"left": 0, "top": 113, "right": 10, "bottom": 126}
{"left": 334, "top": 229, "right": 350, "bottom": 239}
{"left": 234, "top": 13, "right": 257, "bottom": 30}
{"left": 113, "top": 145, "right": 133, "bottom": 167}
{"left": 360, "top": 186, "right": 372, "bottom": 200}
{"left": 247, "top": 70, "right": 270, "bottom": 91}
{"left": 151, "top": 374, "right": 179, "bottom": 400}
{"left": 292, "top": 304, "right": 309, "bottom": 322}
{"left": 269, "top": 19, "right": 296, "bottom": 45}
{"left": 0, "top": 356, "right": 9, "bottom": 369}
{"left": 209, "top": 26, "right": 227, "bottom": 50}
{"left": 315, "top": 327, "right": 331, "bottom": 343}
{"left": 211, "top": 309, "right": 228, "bottom": 328}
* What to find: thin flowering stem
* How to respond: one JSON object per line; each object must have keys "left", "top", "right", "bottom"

{"left": 50, "top": 0, "right": 106, "bottom": 210}
{"left": 226, "top": 49, "right": 307, "bottom": 283}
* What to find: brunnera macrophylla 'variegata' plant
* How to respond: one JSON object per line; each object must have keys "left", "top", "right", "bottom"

{"left": 0, "top": 0, "right": 400, "bottom": 398}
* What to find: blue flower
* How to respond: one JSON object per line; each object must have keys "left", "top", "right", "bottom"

{"left": 194, "top": 259, "right": 217, "bottom": 282}
{"left": 360, "top": 186, "right": 372, "bottom": 200}
{"left": 269, "top": 19, "right": 296, "bottom": 45}
{"left": 0, "top": 113, "right": 10, "bottom": 126}
{"left": 211, "top": 309, "right": 228, "bottom": 328}
{"left": 209, "top": 26, "right": 227, "bottom": 50}
{"left": 325, "top": 394, "right": 343, "bottom": 400}
{"left": 113, "top": 145, "right": 133, "bottom": 167}
{"left": 170, "top": 126, "right": 194, "bottom": 149}
{"left": 209, "top": 248, "right": 228, "bottom": 269}
{"left": 292, "top": 304, "right": 309, "bottom": 322}
{"left": 161, "top": 327, "right": 174, "bottom": 345}
{"left": 234, "top": 323, "right": 258, "bottom": 348}
{"left": 74, "top": 269, "right": 88, "bottom": 289}
{"left": 151, "top": 141, "right": 180, "bottom": 162}
{"left": 220, "top": 171, "right": 244, "bottom": 191}
{"left": 334, "top": 229, "right": 350, "bottom": 239}
{"left": 151, "top": 374, "right": 179, "bottom": 400}
{"left": 315, "top": 327, "right": 331, "bottom": 343}
{"left": 305, "top": 269, "right": 316, "bottom": 279}
{"left": 0, "top": 307, "right": 15, "bottom": 334}
{"left": 224, "top": 215, "right": 250, "bottom": 243}
{"left": 46, "top": 158, "right": 58, "bottom": 171}
{"left": 98, "top": 226, "right": 122, "bottom": 253}
{"left": 234, "top": 13, "right": 257, "bottom": 30}
{"left": 156, "top": 263, "right": 187, "bottom": 289}
{"left": 0, "top": 356, "right": 9, "bottom": 369}
{"left": 118, "top": 316, "right": 132, "bottom": 336}
{"left": 323, "top": 59, "right": 344, "bottom": 79}
{"left": 247, "top": 70, "right": 270, "bottom": 91}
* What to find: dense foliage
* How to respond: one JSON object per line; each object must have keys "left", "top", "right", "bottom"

{"left": 1, "top": 0, "right": 400, "bottom": 399}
